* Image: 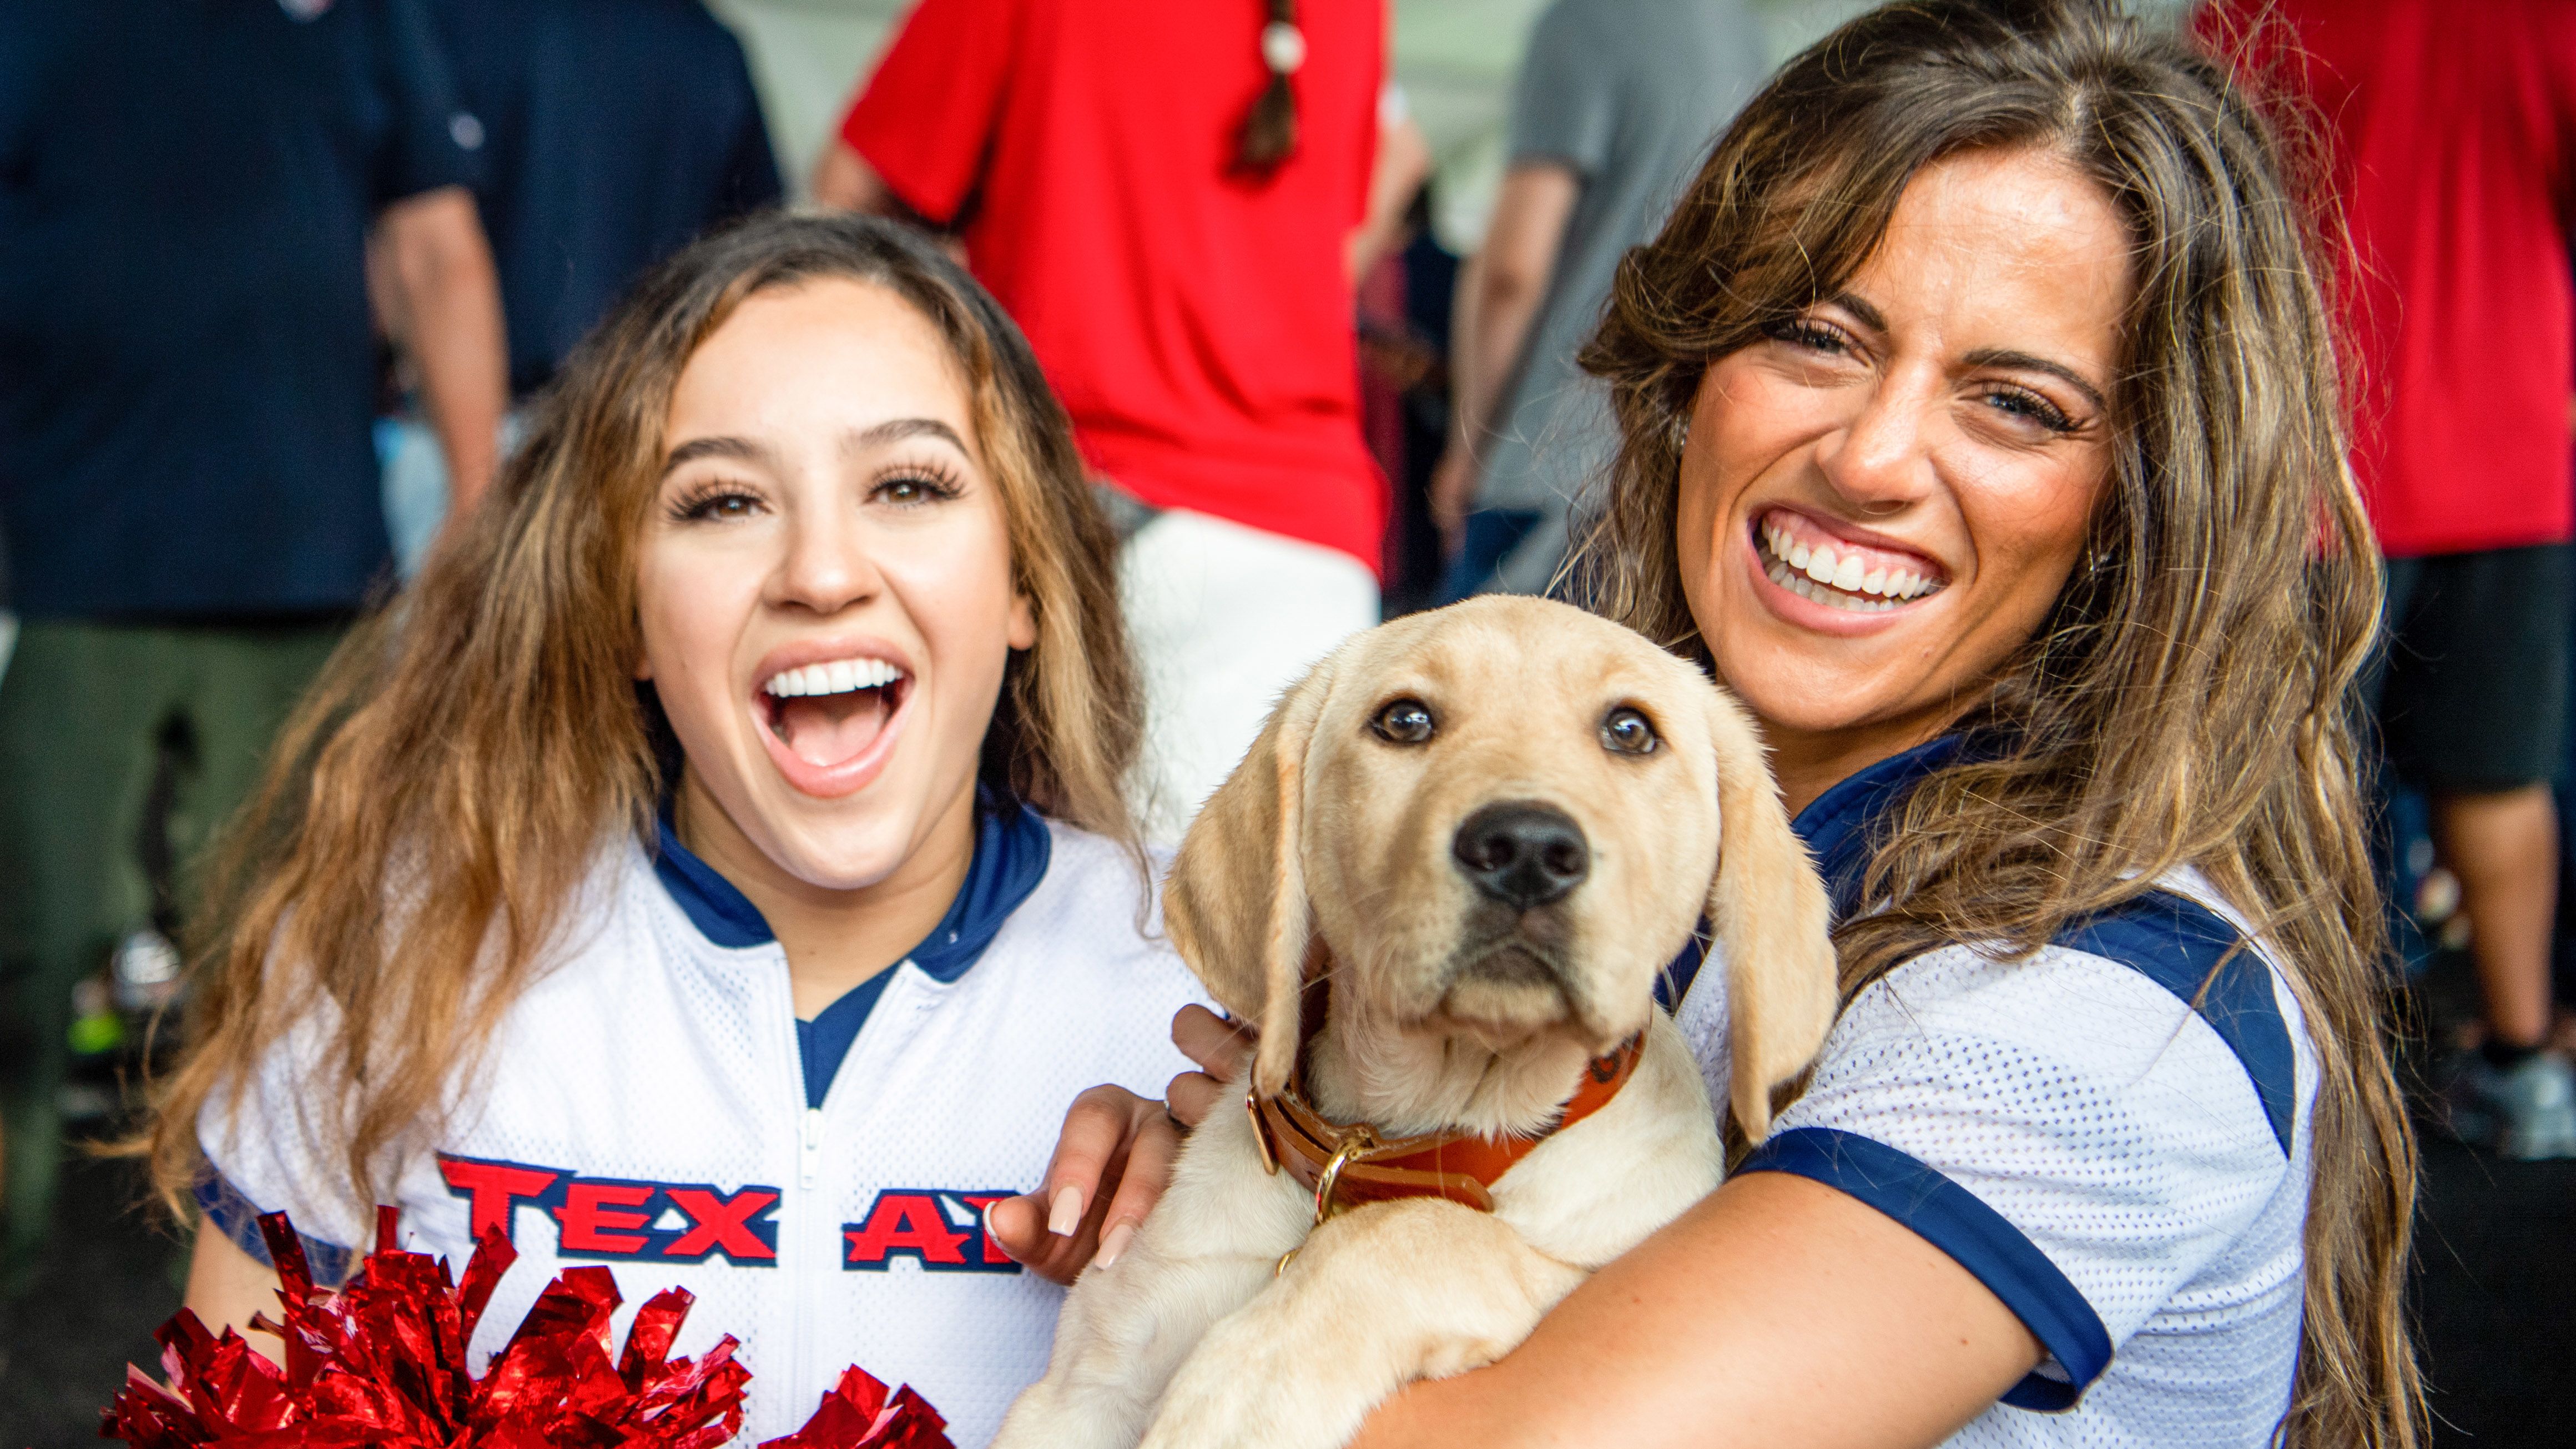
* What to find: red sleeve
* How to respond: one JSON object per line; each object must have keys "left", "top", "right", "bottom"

{"left": 838, "top": 0, "right": 1018, "bottom": 226}
{"left": 1352, "top": 1, "right": 1388, "bottom": 229}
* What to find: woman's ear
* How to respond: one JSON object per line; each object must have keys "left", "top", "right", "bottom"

{"left": 1702, "top": 686, "right": 1838, "bottom": 1141}
{"left": 1006, "top": 590, "right": 1038, "bottom": 652}
{"left": 1163, "top": 651, "right": 1339, "bottom": 1095}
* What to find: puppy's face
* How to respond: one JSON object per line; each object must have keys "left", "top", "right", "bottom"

{"left": 1299, "top": 603, "right": 1721, "bottom": 1057}
{"left": 1166, "top": 595, "right": 1836, "bottom": 1139}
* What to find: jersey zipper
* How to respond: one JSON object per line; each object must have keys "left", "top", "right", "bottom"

{"left": 775, "top": 954, "right": 821, "bottom": 1423}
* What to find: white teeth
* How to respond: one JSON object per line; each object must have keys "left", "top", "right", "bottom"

{"left": 1760, "top": 521, "right": 1946, "bottom": 612}
{"left": 763, "top": 658, "right": 906, "bottom": 698}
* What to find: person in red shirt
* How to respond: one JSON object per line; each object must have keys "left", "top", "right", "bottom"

{"left": 813, "top": 0, "right": 1407, "bottom": 841}
{"left": 2202, "top": 0, "right": 2576, "bottom": 1156}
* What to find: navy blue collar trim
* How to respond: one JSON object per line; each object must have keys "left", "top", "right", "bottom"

{"left": 1657, "top": 734, "right": 1967, "bottom": 1011}
{"left": 1794, "top": 733, "right": 1972, "bottom": 918}
{"left": 650, "top": 795, "right": 1054, "bottom": 979}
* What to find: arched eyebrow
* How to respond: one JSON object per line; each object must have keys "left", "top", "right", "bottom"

{"left": 1825, "top": 290, "right": 2109, "bottom": 413}
{"left": 1962, "top": 348, "right": 2108, "bottom": 413}
{"left": 661, "top": 435, "right": 772, "bottom": 477}
{"left": 847, "top": 417, "right": 970, "bottom": 455}
{"left": 661, "top": 419, "right": 972, "bottom": 479}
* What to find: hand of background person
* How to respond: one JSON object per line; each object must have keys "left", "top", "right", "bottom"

{"left": 1430, "top": 445, "right": 1480, "bottom": 557}
{"left": 983, "top": 1005, "right": 1255, "bottom": 1283}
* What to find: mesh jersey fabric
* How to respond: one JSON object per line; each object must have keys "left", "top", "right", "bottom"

{"left": 197, "top": 821, "right": 1206, "bottom": 1446}
{"left": 1676, "top": 866, "right": 2315, "bottom": 1446}
{"left": 838, "top": 0, "right": 1388, "bottom": 572}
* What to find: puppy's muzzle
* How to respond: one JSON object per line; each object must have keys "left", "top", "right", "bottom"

{"left": 1453, "top": 802, "right": 1589, "bottom": 910}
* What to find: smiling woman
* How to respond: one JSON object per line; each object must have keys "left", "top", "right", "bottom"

{"left": 139, "top": 214, "right": 1207, "bottom": 1443}
{"left": 1000, "top": 3, "right": 2422, "bottom": 1448}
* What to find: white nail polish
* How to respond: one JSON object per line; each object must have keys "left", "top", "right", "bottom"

{"left": 1098, "top": 1221, "right": 1135, "bottom": 1269}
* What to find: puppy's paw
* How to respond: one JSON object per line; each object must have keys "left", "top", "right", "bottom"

{"left": 1137, "top": 1307, "right": 1374, "bottom": 1449}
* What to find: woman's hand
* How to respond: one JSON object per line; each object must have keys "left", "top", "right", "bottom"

{"left": 985, "top": 1005, "right": 1255, "bottom": 1282}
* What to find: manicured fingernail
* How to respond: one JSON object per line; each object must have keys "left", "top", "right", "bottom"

{"left": 1098, "top": 1221, "right": 1135, "bottom": 1269}
{"left": 1048, "top": 1185, "right": 1083, "bottom": 1237}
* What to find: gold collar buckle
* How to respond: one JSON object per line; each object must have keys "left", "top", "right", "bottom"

{"left": 1310, "top": 1121, "right": 1381, "bottom": 1225}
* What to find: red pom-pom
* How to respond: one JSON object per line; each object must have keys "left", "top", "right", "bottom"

{"left": 103, "top": 1208, "right": 950, "bottom": 1449}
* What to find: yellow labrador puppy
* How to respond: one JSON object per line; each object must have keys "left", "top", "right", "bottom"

{"left": 992, "top": 596, "right": 1836, "bottom": 1449}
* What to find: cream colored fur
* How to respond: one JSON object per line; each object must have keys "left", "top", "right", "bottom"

{"left": 991, "top": 596, "right": 1837, "bottom": 1449}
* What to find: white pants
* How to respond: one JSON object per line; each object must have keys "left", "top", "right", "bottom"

{"left": 1122, "top": 510, "right": 1379, "bottom": 844}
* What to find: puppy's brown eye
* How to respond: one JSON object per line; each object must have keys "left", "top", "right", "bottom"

{"left": 1601, "top": 707, "right": 1658, "bottom": 755}
{"left": 1372, "top": 699, "right": 1436, "bottom": 745}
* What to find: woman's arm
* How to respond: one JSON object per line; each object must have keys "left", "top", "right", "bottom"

{"left": 183, "top": 1222, "right": 287, "bottom": 1362}
{"left": 1354, "top": 1170, "right": 2039, "bottom": 1449}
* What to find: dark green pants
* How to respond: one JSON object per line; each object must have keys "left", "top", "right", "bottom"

{"left": 0, "top": 618, "right": 342, "bottom": 1281}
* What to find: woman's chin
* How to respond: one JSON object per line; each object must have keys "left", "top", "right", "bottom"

{"left": 756, "top": 821, "right": 914, "bottom": 895}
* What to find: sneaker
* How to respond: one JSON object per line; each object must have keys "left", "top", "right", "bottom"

{"left": 2453, "top": 1052, "right": 2576, "bottom": 1160}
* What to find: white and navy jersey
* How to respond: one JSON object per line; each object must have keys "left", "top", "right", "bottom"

{"left": 198, "top": 806, "right": 1204, "bottom": 1446}
{"left": 1665, "top": 737, "right": 2314, "bottom": 1446}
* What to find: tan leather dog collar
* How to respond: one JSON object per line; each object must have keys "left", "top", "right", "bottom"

{"left": 1248, "top": 1033, "right": 1644, "bottom": 1225}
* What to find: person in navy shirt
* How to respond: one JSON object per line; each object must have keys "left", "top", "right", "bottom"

{"left": 424, "top": 0, "right": 782, "bottom": 401}
{"left": 1006, "top": 5, "right": 2424, "bottom": 1445}
{"left": 0, "top": 0, "right": 506, "bottom": 1287}
{"left": 379, "top": 0, "right": 784, "bottom": 567}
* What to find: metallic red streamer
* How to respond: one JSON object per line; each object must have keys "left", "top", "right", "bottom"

{"left": 102, "top": 1209, "right": 950, "bottom": 1449}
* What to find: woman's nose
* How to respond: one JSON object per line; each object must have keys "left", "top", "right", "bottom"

{"left": 1814, "top": 370, "right": 1941, "bottom": 511}
{"left": 769, "top": 507, "right": 883, "bottom": 616}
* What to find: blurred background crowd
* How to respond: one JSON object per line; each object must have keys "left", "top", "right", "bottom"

{"left": 3, "top": 0, "right": 2574, "bottom": 1443}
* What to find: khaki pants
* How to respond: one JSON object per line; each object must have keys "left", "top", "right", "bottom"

{"left": 0, "top": 618, "right": 342, "bottom": 1280}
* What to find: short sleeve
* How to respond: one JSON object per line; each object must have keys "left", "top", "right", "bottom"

{"left": 195, "top": 1005, "right": 375, "bottom": 1285}
{"left": 1740, "top": 942, "right": 2293, "bottom": 1410}
{"left": 362, "top": 0, "right": 484, "bottom": 207}
{"left": 1505, "top": 0, "right": 1620, "bottom": 177}
{"left": 838, "top": 0, "right": 1020, "bottom": 226}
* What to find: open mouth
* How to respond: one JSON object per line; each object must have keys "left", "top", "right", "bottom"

{"left": 759, "top": 656, "right": 911, "bottom": 772}
{"left": 1753, "top": 508, "right": 1948, "bottom": 614}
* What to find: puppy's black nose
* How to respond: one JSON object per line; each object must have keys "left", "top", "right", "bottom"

{"left": 1453, "top": 802, "right": 1590, "bottom": 909}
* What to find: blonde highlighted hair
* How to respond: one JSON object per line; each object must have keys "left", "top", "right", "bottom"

{"left": 146, "top": 213, "right": 1142, "bottom": 1217}
{"left": 1576, "top": 2, "right": 2417, "bottom": 1445}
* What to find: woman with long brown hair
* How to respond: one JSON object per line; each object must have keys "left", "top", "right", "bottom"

{"left": 999, "top": 2, "right": 2421, "bottom": 1443}
{"left": 143, "top": 213, "right": 1202, "bottom": 1444}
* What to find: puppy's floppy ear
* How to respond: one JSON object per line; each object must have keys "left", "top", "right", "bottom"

{"left": 1702, "top": 686, "right": 1838, "bottom": 1141}
{"left": 1163, "top": 652, "right": 1339, "bottom": 1096}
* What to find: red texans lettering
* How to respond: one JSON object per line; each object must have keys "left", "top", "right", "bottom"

{"left": 436, "top": 1154, "right": 780, "bottom": 1265}
{"left": 843, "top": 1189, "right": 1021, "bottom": 1273}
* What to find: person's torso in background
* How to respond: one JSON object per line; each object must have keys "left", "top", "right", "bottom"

{"left": 2213, "top": 0, "right": 2576, "bottom": 557}
{"left": 1475, "top": 0, "right": 1768, "bottom": 536}
{"left": 0, "top": 0, "right": 472, "bottom": 619}
{"left": 424, "top": 0, "right": 781, "bottom": 399}
{"left": 856, "top": 0, "right": 1389, "bottom": 571}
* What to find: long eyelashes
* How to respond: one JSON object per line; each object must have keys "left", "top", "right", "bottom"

{"left": 662, "top": 461, "right": 969, "bottom": 523}
{"left": 1767, "top": 315, "right": 2083, "bottom": 434}
{"left": 870, "top": 461, "right": 965, "bottom": 505}
{"left": 667, "top": 481, "right": 759, "bottom": 523}
{"left": 1980, "top": 384, "right": 2076, "bottom": 434}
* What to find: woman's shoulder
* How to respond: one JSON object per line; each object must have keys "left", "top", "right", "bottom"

{"left": 994, "top": 816, "right": 1198, "bottom": 983}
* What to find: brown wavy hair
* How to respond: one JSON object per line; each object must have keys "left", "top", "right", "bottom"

{"left": 1574, "top": 2, "right": 2417, "bottom": 1444}
{"left": 144, "top": 213, "right": 1143, "bottom": 1220}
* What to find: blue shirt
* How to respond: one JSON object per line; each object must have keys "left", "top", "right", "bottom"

{"left": 0, "top": 0, "right": 483, "bottom": 619}
{"left": 422, "top": 0, "right": 781, "bottom": 398}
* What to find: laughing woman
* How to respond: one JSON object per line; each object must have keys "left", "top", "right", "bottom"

{"left": 145, "top": 215, "right": 1201, "bottom": 1446}
{"left": 1005, "top": 3, "right": 2423, "bottom": 1445}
